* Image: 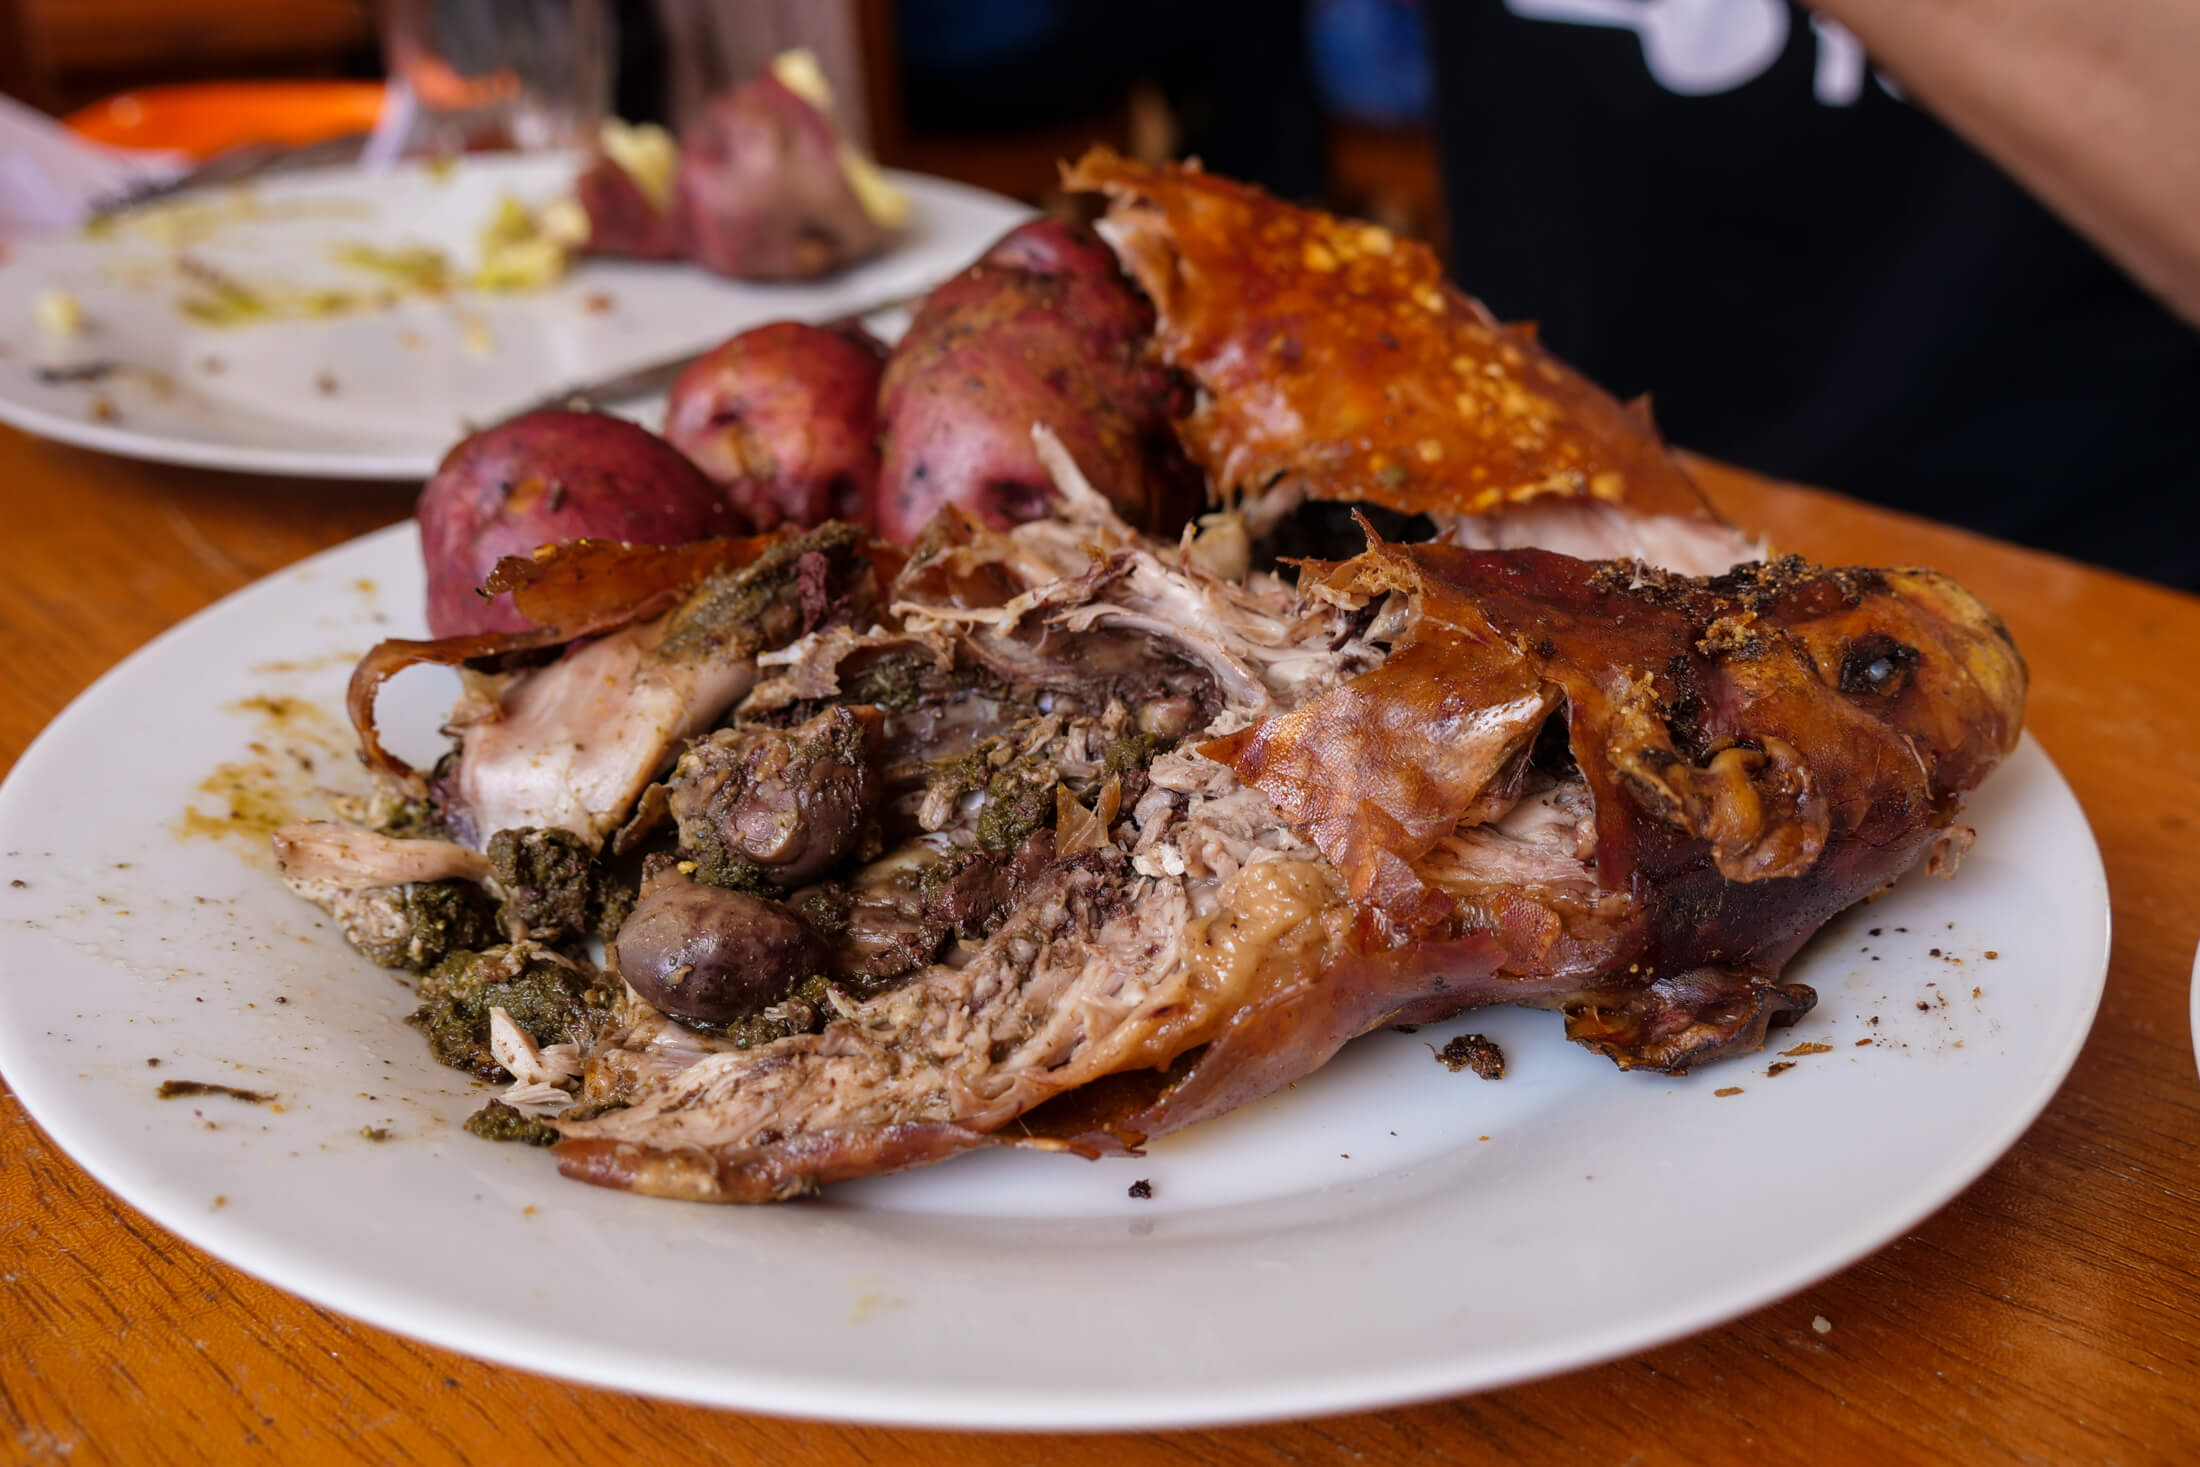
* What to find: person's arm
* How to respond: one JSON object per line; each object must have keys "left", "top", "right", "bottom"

{"left": 1813, "top": 0, "right": 2200, "bottom": 325}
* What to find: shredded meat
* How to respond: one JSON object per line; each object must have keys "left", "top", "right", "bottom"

{"left": 288, "top": 429, "right": 2026, "bottom": 1203}
{"left": 272, "top": 823, "right": 491, "bottom": 887}
{"left": 544, "top": 508, "right": 2023, "bottom": 1199}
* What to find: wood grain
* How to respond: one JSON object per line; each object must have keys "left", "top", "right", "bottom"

{"left": 2, "top": 427, "right": 2197, "bottom": 1465}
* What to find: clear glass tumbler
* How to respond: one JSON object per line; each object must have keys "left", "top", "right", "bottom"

{"left": 379, "top": 0, "right": 614, "bottom": 154}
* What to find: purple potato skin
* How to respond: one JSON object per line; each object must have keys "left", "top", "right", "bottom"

{"left": 874, "top": 218, "right": 1201, "bottom": 545}
{"left": 574, "top": 151, "right": 683, "bottom": 260}
{"left": 674, "top": 76, "right": 889, "bottom": 282}
{"left": 418, "top": 410, "right": 746, "bottom": 638}
{"left": 661, "top": 321, "right": 885, "bottom": 531}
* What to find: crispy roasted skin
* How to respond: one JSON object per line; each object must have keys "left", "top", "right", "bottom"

{"left": 1063, "top": 147, "right": 1714, "bottom": 524}
{"left": 315, "top": 475, "right": 2023, "bottom": 1200}
{"left": 1207, "top": 544, "right": 2027, "bottom": 1070}
{"left": 540, "top": 522, "right": 2024, "bottom": 1201}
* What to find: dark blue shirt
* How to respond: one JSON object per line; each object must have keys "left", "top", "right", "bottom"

{"left": 1427, "top": 1, "right": 2200, "bottom": 587}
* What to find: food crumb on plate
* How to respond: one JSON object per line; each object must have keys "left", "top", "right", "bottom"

{"left": 1434, "top": 1032, "right": 1505, "bottom": 1079}
{"left": 1780, "top": 1041, "right": 1833, "bottom": 1057}
{"left": 1714, "top": 1086, "right": 1743, "bottom": 1097}
{"left": 1766, "top": 1061, "right": 1794, "bottom": 1077}
{"left": 1127, "top": 1179, "right": 1152, "bottom": 1200}
{"left": 34, "top": 289, "right": 86, "bottom": 336}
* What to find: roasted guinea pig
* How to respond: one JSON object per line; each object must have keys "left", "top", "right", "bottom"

{"left": 1063, "top": 147, "right": 1759, "bottom": 574}
{"left": 284, "top": 435, "right": 2024, "bottom": 1202}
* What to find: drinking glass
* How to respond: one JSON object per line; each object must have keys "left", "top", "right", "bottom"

{"left": 379, "top": 0, "right": 613, "bottom": 154}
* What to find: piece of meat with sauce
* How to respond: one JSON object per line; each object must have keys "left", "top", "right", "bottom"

{"left": 666, "top": 705, "right": 883, "bottom": 890}
{"left": 271, "top": 823, "right": 499, "bottom": 970}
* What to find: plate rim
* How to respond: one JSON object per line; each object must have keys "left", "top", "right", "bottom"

{"left": 0, "top": 522, "right": 2113, "bottom": 1430}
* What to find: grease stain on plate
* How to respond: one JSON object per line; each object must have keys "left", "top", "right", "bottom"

{"left": 173, "top": 694, "right": 358, "bottom": 860}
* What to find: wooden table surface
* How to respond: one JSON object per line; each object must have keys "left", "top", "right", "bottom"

{"left": 1, "top": 427, "right": 2195, "bottom": 1466}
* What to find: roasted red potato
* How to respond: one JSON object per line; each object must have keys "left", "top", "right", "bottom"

{"left": 572, "top": 121, "right": 683, "bottom": 261}
{"left": 574, "top": 153, "right": 682, "bottom": 260}
{"left": 661, "top": 321, "right": 885, "bottom": 530}
{"left": 874, "top": 218, "right": 1201, "bottom": 544}
{"left": 674, "top": 75, "right": 893, "bottom": 282}
{"left": 418, "top": 410, "right": 745, "bottom": 637}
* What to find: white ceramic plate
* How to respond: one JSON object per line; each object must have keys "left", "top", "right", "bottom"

{"left": 0, "top": 525, "right": 2109, "bottom": 1430}
{"left": 0, "top": 154, "right": 1027, "bottom": 478}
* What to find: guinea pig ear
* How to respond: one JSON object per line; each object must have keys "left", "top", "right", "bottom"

{"left": 1613, "top": 735, "right": 1829, "bottom": 885}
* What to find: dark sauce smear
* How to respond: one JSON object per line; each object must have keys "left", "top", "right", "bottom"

{"left": 156, "top": 1080, "right": 275, "bottom": 1104}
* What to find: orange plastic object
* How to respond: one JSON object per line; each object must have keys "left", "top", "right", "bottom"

{"left": 63, "top": 81, "right": 388, "bottom": 160}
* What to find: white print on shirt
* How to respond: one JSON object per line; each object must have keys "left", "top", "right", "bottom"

{"left": 1503, "top": 0, "right": 1902, "bottom": 104}
{"left": 1808, "top": 12, "right": 1865, "bottom": 103}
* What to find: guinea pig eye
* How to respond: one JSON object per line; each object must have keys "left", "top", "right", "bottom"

{"left": 1838, "top": 634, "right": 1919, "bottom": 697}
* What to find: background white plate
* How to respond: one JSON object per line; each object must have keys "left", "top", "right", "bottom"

{"left": 0, "top": 525, "right": 2109, "bottom": 1430}
{"left": 0, "top": 154, "right": 1027, "bottom": 478}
